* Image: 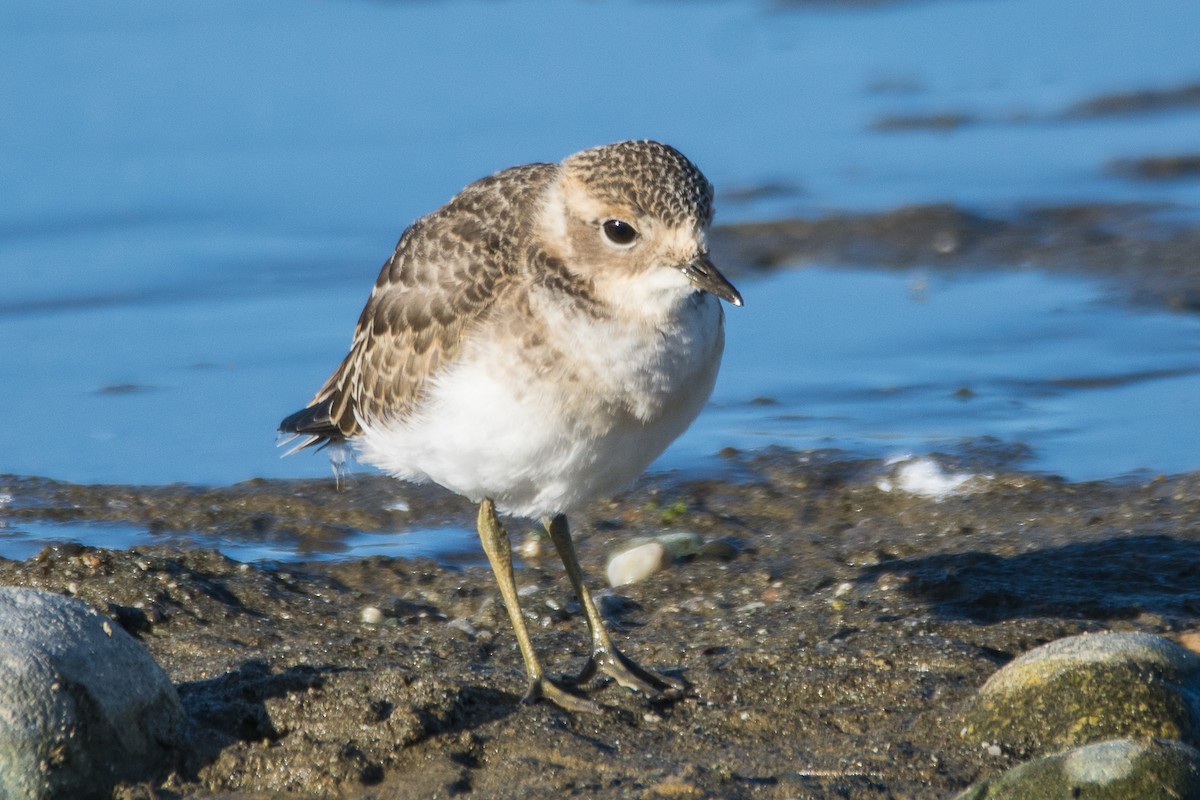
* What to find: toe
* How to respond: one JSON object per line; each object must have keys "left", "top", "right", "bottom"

{"left": 522, "top": 676, "right": 604, "bottom": 714}
{"left": 596, "top": 648, "right": 687, "bottom": 699}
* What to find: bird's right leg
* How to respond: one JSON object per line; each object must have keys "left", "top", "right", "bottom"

{"left": 476, "top": 498, "right": 601, "bottom": 713}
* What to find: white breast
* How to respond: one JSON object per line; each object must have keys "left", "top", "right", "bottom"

{"left": 353, "top": 292, "right": 725, "bottom": 519}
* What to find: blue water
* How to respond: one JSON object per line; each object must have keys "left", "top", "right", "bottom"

{"left": 707, "top": 268, "right": 1200, "bottom": 482}
{"left": 0, "top": 520, "right": 482, "bottom": 565}
{"left": 3, "top": 0, "right": 1200, "bottom": 496}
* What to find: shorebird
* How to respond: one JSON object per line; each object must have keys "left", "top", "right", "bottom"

{"left": 280, "top": 140, "right": 742, "bottom": 712}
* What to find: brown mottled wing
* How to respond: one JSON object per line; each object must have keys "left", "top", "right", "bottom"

{"left": 279, "top": 162, "right": 555, "bottom": 449}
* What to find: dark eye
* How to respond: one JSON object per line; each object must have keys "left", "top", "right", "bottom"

{"left": 602, "top": 219, "right": 639, "bottom": 247}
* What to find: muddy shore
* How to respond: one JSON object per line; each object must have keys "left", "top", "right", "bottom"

{"left": 4, "top": 200, "right": 1200, "bottom": 798}
{"left": 3, "top": 449, "right": 1200, "bottom": 798}
{"left": 712, "top": 201, "right": 1200, "bottom": 312}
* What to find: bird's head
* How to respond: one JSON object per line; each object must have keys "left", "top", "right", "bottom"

{"left": 538, "top": 140, "right": 742, "bottom": 316}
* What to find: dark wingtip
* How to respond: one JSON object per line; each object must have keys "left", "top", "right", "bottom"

{"left": 278, "top": 398, "right": 343, "bottom": 452}
{"left": 279, "top": 404, "right": 323, "bottom": 434}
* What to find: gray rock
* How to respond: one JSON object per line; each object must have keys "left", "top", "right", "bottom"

{"left": 962, "top": 632, "right": 1200, "bottom": 757}
{"left": 0, "top": 587, "right": 185, "bottom": 800}
{"left": 955, "top": 738, "right": 1200, "bottom": 800}
{"left": 696, "top": 538, "right": 738, "bottom": 561}
{"left": 653, "top": 532, "right": 704, "bottom": 559}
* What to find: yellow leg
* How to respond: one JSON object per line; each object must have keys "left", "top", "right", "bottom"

{"left": 543, "top": 513, "right": 685, "bottom": 698}
{"left": 476, "top": 499, "right": 600, "bottom": 713}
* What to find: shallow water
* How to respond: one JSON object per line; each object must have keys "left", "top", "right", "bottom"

{"left": 702, "top": 267, "right": 1200, "bottom": 482}
{"left": 4, "top": 265, "right": 1198, "bottom": 491}
{"left": 3, "top": 0, "right": 1200, "bottom": 560}
{"left": 0, "top": 519, "right": 482, "bottom": 565}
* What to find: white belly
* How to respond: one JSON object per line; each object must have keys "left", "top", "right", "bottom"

{"left": 352, "top": 293, "right": 725, "bottom": 518}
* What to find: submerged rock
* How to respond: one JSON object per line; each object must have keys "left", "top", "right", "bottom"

{"left": 962, "top": 632, "right": 1200, "bottom": 757}
{"left": 0, "top": 587, "right": 185, "bottom": 800}
{"left": 955, "top": 738, "right": 1200, "bottom": 800}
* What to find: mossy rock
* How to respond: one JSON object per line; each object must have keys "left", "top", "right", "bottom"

{"left": 955, "top": 738, "right": 1200, "bottom": 800}
{"left": 962, "top": 633, "right": 1200, "bottom": 757}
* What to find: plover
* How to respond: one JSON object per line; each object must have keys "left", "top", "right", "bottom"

{"left": 280, "top": 140, "right": 742, "bottom": 712}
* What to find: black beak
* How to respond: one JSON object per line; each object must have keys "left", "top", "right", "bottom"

{"left": 681, "top": 255, "right": 743, "bottom": 307}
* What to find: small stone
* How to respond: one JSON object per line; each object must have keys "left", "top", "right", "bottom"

{"left": 360, "top": 606, "right": 385, "bottom": 625}
{"left": 519, "top": 531, "right": 543, "bottom": 560}
{"left": 606, "top": 542, "right": 669, "bottom": 587}
{"left": 446, "top": 617, "right": 477, "bottom": 639}
{"left": 734, "top": 601, "right": 766, "bottom": 614}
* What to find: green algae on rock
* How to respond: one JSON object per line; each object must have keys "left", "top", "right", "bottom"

{"left": 955, "top": 738, "right": 1200, "bottom": 800}
{"left": 962, "top": 633, "right": 1200, "bottom": 758}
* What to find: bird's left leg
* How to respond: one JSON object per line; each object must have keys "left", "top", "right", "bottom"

{"left": 543, "top": 513, "right": 685, "bottom": 699}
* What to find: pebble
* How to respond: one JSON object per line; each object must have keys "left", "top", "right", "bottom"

{"left": 734, "top": 601, "right": 766, "bottom": 614}
{"left": 519, "top": 531, "right": 543, "bottom": 560}
{"left": 360, "top": 606, "right": 385, "bottom": 625}
{"left": 604, "top": 532, "right": 737, "bottom": 588}
{"left": 0, "top": 587, "right": 185, "bottom": 800}
{"left": 446, "top": 617, "right": 477, "bottom": 639}
{"left": 606, "top": 541, "right": 668, "bottom": 587}
{"left": 961, "top": 632, "right": 1200, "bottom": 758}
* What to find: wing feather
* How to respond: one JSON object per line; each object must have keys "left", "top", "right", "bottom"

{"left": 279, "top": 162, "right": 556, "bottom": 449}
